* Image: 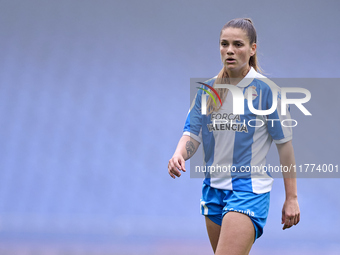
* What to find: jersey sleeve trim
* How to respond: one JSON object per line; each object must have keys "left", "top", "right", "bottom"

{"left": 273, "top": 136, "right": 292, "bottom": 144}
{"left": 183, "top": 131, "right": 202, "bottom": 144}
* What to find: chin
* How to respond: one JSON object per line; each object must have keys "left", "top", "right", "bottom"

{"left": 225, "top": 65, "right": 238, "bottom": 70}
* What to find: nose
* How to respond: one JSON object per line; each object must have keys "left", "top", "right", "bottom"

{"left": 226, "top": 45, "right": 234, "bottom": 55}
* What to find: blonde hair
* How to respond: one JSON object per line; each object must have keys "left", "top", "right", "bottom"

{"left": 206, "top": 18, "right": 263, "bottom": 114}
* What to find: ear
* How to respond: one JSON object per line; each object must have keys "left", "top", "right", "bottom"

{"left": 250, "top": 43, "right": 257, "bottom": 56}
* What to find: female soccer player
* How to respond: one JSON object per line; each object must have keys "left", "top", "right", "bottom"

{"left": 168, "top": 18, "right": 300, "bottom": 255}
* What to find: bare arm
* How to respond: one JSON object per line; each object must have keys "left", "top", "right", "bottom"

{"left": 276, "top": 140, "right": 300, "bottom": 230}
{"left": 168, "top": 135, "right": 200, "bottom": 179}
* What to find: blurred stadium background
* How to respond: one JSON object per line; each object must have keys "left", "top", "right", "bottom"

{"left": 0, "top": 0, "right": 339, "bottom": 254}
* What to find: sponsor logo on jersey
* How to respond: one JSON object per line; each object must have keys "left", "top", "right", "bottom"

{"left": 207, "top": 113, "right": 249, "bottom": 133}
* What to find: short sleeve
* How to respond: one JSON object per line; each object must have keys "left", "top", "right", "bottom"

{"left": 265, "top": 87, "right": 293, "bottom": 144}
{"left": 183, "top": 90, "right": 203, "bottom": 144}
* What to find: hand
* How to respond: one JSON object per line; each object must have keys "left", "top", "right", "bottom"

{"left": 168, "top": 154, "right": 186, "bottom": 179}
{"left": 281, "top": 198, "right": 300, "bottom": 230}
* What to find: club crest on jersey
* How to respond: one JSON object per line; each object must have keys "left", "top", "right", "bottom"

{"left": 244, "top": 86, "right": 258, "bottom": 100}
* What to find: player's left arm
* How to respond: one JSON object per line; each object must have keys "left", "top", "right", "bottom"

{"left": 276, "top": 140, "right": 300, "bottom": 230}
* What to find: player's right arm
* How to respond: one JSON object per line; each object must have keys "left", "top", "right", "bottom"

{"left": 169, "top": 82, "right": 207, "bottom": 179}
{"left": 168, "top": 135, "right": 200, "bottom": 179}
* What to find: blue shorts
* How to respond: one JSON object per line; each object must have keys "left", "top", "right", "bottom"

{"left": 200, "top": 183, "right": 270, "bottom": 241}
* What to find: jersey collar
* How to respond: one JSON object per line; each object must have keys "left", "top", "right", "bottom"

{"left": 236, "top": 67, "right": 257, "bottom": 88}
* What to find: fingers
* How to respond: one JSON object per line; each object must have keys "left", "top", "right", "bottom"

{"left": 282, "top": 199, "right": 300, "bottom": 230}
{"left": 168, "top": 156, "right": 185, "bottom": 179}
{"left": 168, "top": 161, "right": 179, "bottom": 178}
{"left": 283, "top": 217, "right": 292, "bottom": 230}
{"left": 292, "top": 211, "right": 300, "bottom": 226}
{"left": 168, "top": 167, "right": 177, "bottom": 179}
{"left": 168, "top": 167, "right": 180, "bottom": 179}
{"left": 282, "top": 212, "right": 300, "bottom": 230}
{"left": 174, "top": 159, "right": 183, "bottom": 171}
{"left": 180, "top": 158, "right": 186, "bottom": 172}
{"left": 282, "top": 206, "right": 293, "bottom": 229}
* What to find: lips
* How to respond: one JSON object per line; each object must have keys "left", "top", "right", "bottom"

{"left": 226, "top": 58, "right": 236, "bottom": 63}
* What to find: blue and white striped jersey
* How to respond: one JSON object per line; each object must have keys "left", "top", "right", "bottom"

{"left": 183, "top": 67, "right": 292, "bottom": 194}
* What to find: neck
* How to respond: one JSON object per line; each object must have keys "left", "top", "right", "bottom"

{"left": 226, "top": 65, "right": 251, "bottom": 85}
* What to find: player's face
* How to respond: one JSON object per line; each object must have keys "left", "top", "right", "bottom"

{"left": 220, "top": 28, "right": 256, "bottom": 78}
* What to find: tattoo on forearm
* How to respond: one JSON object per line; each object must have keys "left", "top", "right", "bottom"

{"left": 186, "top": 141, "right": 195, "bottom": 159}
